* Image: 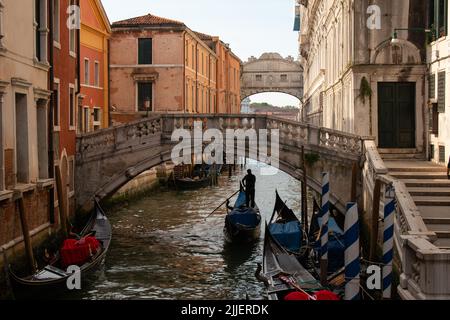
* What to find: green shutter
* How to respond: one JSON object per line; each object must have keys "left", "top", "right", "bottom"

{"left": 138, "top": 39, "right": 152, "bottom": 65}
{"left": 429, "top": 73, "right": 436, "bottom": 99}
{"left": 438, "top": 71, "right": 446, "bottom": 112}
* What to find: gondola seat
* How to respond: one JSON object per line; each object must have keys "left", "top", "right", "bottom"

{"left": 269, "top": 221, "right": 302, "bottom": 252}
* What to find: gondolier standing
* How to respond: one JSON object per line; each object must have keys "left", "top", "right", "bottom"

{"left": 242, "top": 169, "right": 256, "bottom": 208}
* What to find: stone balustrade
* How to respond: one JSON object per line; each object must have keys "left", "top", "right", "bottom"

{"left": 362, "top": 139, "right": 450, "bottom": 299}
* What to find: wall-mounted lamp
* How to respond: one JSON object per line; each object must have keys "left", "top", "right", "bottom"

{"left": 391, "top": 28, "right": 432, "bottom": 45}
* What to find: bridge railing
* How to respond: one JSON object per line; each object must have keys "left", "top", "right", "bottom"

{"left": 77, "top": 115, "right": 162, "bottom": 162}
{"left": 362, "top": 139, "right": 450, "bottom": 299}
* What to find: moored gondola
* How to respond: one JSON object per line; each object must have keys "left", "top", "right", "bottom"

{"left": 267, "top": 191, "right": 307, "bottom": 259}
{"left": 8, "top": 200, "right": 112, "bottom": 297}
{"left": 309, "top": 198, "right": 345, "bottom": 274}
{"left": 258, "top": 224, "right": 340, "bottom": 300}
{"left": 224, "top": 184, "right": 261, "bottom": 243}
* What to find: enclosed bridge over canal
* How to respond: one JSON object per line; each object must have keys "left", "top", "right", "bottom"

{"left": 76, "top": 114, "right": 450, "bottom": 299}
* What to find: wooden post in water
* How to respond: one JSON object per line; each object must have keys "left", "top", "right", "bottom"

{"left": 17, "top": 197, "right": 37, "bottom": 274}
{"left": 369, "top": 179, "right": 381, "bottom": 261}
{"left": 301, "top": 146, "right": 308, "bottom": 233}
{"left": 55, "top": 164, "right": 69, "bottom": 239}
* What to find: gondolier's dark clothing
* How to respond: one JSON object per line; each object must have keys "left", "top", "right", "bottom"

{"left": 242, "top": 173, "right": 256, "bottom": 208}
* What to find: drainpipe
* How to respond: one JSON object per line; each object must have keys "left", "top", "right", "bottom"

{"left": 108, "top": 39, "right": 112, "bottom": 125}
{"left": 195, "top": 42, "right": 198, "bottom": 113}
{"left": 48, "top": 0, "right": 55, "bottom": 224}
{"left": 183, "top": 32, "right": 186, "bottom": 114}
{"left": 76, "top": 0, "right": 81, "bottom": 97}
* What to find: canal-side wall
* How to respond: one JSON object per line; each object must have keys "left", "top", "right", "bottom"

{"left": 110, "top": 164, "right": 174, "bottom": 203}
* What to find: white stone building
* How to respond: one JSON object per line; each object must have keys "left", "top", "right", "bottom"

{"left": 240, "top": 97, "right": 252, "bottom": 113}
{"left": 298, "top": 0, "right": 429, "bottom": 157}
{"left": 428, "top": 0, "right": 450, "bottom": 166}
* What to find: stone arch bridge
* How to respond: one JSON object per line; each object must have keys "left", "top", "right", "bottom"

{"left": 241, "top": 53, "right": 303, "bottom": 101}
{"left": 75, "top": 114, "right": 450, "bottom": 300}
{"left": 75, "top": 114, "right": 363, "bottom": 213}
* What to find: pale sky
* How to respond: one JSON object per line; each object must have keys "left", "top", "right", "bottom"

{"left": 102, "top": 0, "right": 300, "bottom": 107}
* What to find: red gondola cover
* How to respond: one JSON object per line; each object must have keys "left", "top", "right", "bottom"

{"left": 61, "top": 236, "right": 100, "bottom": 268}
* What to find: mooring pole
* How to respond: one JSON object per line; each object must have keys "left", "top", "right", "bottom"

{"left": 17, "top": 197, "right": 37, "bottom": 274}
{"left": 320, "top": 172, "right": 330, "bottom": 286}
{"left": 369, "top": 179, "right": 381, "bottom": 261}
{"left": 301, "top": 146, "right": 308, "bottom": 234}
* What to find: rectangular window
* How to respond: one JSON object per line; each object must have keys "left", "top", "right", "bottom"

{"left": 53, "top": 80, "right": 60, "bottom": 128}
{"left": 439, "top": 146, "right": 446, "bottom": 163}
{"left": 430, "top": 0, "right": 448, "bottom": 38}
{"left": 15, "top": 93, "right": 29, "bottom": 183}
{"left": 69, "top": 86, "right": 75, "bottom": 128}
{"left": 430, "top": 103, "right": 439, "bottom": 135}
{"left": 192, "top": 85, "right": 195, "bottom": 111}
{"left": 94, "top": 61, "right": 100, "bottom": 87}
{"left": 93, "top": 107, "right": 101, "bottom": 130}
{"left": 429, "top": 73, "right": 436, "bottom": 99}
{"left": 36, "top": 101, "right": 48, "bottom": 179}
{"left": 138, "top": 38, "right": 152, "bottom": 64}
{"left": 77, "top": 104, "right": 83, "bottom": 133}
{"left": 83, "top": 107, "right": 90, "bottom": 132}
{"left": 137, "top": 82, "right": 152, "bottom": 111}
{"left": 35, "top": 0, "right": 41, "bottom": 60}
{"left": 185, "top": 82, "right": 189, "bottom": 109}
{"left": 201, "top": 53, "right": 204, "bottom": 75}
{"left": 84, "top": 59, "right": 90, "bottom": 85}
{"left": 281, "top": 74, "right": 288, "bottom": 82}
{"left": 52, "top": 0, "right": 60, "bottom": 43}
{"left": 438, "top": 71, "right": 446, "bottom": 112}
{"left": 69, "top": 0, "right": 76, "bottom": 54}
{"left": 256, "top": 75, "right": 262, "bottom": 81}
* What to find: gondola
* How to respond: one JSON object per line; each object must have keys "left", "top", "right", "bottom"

{"left": 267, "top": 191, "right": 307, "bottom": 259}
{"left": 173, "top": 164, "right": 217, "bottom": 190}
{"left": 309, "top": 198, "right": 345, "bottom": 274}
{"left": 9, "top": 200, "right": 112, "bottom": 297}
{"left": 174, "top": 176, "right": 211, "bottom": 189}
{"left": 223, "top": 184, "right": 261, "bottom": 243}
{"left": 258, "top": 224, "right": 339, "bottom": 300}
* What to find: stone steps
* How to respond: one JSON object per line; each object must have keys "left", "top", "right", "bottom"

{"left": 390, "top": 171, "right": 449, "bottom": 180}
{"left": 412, "top": 196, "right": 450, "bottom": 206}
{"left": 385, "top": 160, "right": 450, "bottom": 250}
{"left": 403, "top": 179, "right": 450, "bottom": 188}
{"left": 408, "top": 187, "right": 450, "bottom": 197}
{"left": 434, "top": 238, "right": 450, "bottom": 249}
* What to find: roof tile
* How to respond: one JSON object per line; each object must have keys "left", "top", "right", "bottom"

{"left": 112, "top": 13, "right": 185, "bottom": 27}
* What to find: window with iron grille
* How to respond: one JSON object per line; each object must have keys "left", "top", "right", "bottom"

{"left": 429, "top": 73, "right": 436, "bottom": 99}
{"left": 439, "top": 146, "right": 446, "bottom": 163}
{"left": 430, "top": 103, "right": 439, "bottom": 135}
{"left": 438, "top": 71, "right": 446, "bottom": 112}
{"left": 430, "top": 144, "right": 435, "bottom": 160}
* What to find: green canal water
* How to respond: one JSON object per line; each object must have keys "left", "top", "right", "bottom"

{"left": 70, "top": 162, "right": 308, "bottom": 300}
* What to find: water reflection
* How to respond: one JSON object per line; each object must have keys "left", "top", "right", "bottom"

{"left": 72, "top": 161, "right": 308, "bottom": 300}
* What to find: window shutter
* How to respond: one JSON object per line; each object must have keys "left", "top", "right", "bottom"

{"left": 429, "top": 73, "right": 436, "bottom": 99}
{"left": 138, "top": 39, "right": 152, "bottom": 65}
{"left": 439, "top": 146, "right": 446, "bottom": 163}
{"left": 438, "top": 71, "right": 446, "bottom": 113}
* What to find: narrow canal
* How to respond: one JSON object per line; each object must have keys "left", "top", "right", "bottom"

{"left": 71, "top": 162, "right": 308, "bottom": 300}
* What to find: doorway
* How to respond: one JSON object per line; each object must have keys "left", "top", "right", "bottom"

{"left": 378, "top": 82, "right": 416, "bottom": 148}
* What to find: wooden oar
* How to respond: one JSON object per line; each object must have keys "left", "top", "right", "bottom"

{"left": 204, "top": 189, "right": 240, "bottom": 220}
{"left": 279, "top": 275, "right": 317, "bottom": 300}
